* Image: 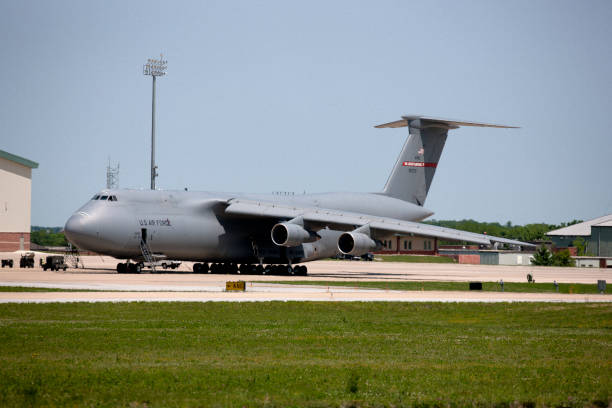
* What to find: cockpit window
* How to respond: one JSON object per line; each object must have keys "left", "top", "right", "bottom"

{"left": 109, "top": 195, "right": 118, "bottom": 201}
{"left": 92, "top": 195, "right": 101, "bottom": 200}
{"left": 100, "top": 195, "right": 109, "bottom": 200}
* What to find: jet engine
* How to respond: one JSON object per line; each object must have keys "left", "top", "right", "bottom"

{"left": 337, "top": 231, "right": 378, "bottom": 256}
{"left": 271, "top": 222, "right": 319, "bottom": 247}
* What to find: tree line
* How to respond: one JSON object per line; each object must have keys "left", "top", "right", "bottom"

{"left": 30, "top": 226, "right": 68, "bottom": 247}
{"left": 424, "top": 219, "right": 582, "bottom": 243}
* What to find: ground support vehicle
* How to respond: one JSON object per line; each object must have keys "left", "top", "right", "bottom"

{"left": 41, "top": 256, "right": 68, "bottom": 271}
{"left": 19, "top": 253, "right": 35, "bottom": 268}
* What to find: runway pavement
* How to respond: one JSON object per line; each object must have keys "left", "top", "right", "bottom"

{"left": 0, "top": 288, "right": 609, "bottom": 303}
{"left": 0, "top": 256, "right": 610, "bottom": 303}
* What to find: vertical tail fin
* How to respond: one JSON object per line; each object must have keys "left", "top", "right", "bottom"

{"left": 376, "top": 115, "right": 518, "bottom": 206}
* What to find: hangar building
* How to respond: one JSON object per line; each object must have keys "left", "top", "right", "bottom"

{"left": 377, "top": 235, "right": 437, "bottom": 255}
{"left": 547, "top": 214, "right": 612, "bottom": 257}
{"left": 0, "top": 149, "right": 38, "bottom": 251}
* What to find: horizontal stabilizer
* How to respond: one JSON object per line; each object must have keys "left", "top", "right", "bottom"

{"left": 375, "top": 115, "right": 519, "bottom": 129}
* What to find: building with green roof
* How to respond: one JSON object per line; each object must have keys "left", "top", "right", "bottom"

{"left": 0, "top": 149, "right": 38, "bottom": 251}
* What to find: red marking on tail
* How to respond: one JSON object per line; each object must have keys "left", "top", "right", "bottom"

{"left": 402, "top": 161, "right": 437, "bottom": 168}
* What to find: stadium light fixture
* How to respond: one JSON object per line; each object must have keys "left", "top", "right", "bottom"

{"left": 143, "top": 54, "right": 167, "bottom": 190}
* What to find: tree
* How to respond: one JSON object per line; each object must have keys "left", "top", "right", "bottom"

{"left": 30, "top": 230, "right": 68, "bottom": 247}
{"left": 572, "top": 237, "right": 587, "bottom": 256}
{"left": 552, "top": 249, "right": 576, "bottom": 267}
{"left": 532, "top": 246, "right": 553, "bottom": 266}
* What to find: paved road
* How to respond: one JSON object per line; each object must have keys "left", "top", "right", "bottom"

{"left": 0, "top": 288, "right": 609, "bottom": 303}
{"left": 0, "top": 258, "right": 610, "bottom": 303}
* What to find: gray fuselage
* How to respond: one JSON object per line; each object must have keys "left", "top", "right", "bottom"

{"left": 64, "top": 190, "right": 433, "bottom": 264}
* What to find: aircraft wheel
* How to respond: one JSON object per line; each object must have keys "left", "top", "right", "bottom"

{"left": 201, "top": 263, "right": 209, "bottom": 273}
{"left": 255, "top": 265, "right": 263, "bottom": 275}
{"left": 288, "top": 265, "right": 295, "bottom": 276}
{"left": 127, "top": 263, "right": 141, "bottom": 274}
{"left": 193, "top": 263, "right": 201, "bottom": 273}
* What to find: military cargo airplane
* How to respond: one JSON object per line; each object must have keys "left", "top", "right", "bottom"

{"left": 64, "top": 115, "right": 533, "bottom": 275}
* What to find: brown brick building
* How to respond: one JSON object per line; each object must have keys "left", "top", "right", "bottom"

{"left": 0, "top": 150, "right": 38, "bottom": 251}
{"left": 376, "top": 235, "right": 438, "bottom": 255}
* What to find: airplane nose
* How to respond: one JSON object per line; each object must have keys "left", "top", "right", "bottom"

{"left": 64, "top": 213, "right": 98, "bottom": 249}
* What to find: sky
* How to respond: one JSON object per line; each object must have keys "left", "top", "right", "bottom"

{"left": 1, "top": 0, "right": 611, "bottom": 227}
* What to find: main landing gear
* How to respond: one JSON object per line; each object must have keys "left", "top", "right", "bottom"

{"left": 192, "top": 263, "right": 307, "bottom": 276}
{"left": 116, "top": 262, "right": 141, "bottom": 274}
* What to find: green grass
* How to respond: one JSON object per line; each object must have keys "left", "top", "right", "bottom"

{"left": 326, "top": 255, "right": 456, "bottom": 263}
{"left": 377, "top": 255, "right": 457, "bottom": 263}
{"left": 0, "top": 302, "right": 610, "bottom": 407}
{"left": 264, "top": 280, "right": 612, "bottom": 294}
{"left": 2, "top": 281, "right": 609, "bottom": 295}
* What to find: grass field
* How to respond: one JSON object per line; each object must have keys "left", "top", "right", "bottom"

{"left": 0, "top": 302, "right": 610, "bottom": 407}
{"left": 265, "top": 281, "right": 612, "bottom": 295}
{"left": 377, "top": 255, "right": 457, "bottom": 263}
{"left": 1, "top": 280, "right": 610, "bottom": 294}
{"left": 327, "top": 255, "right": 456, "bottom": 263}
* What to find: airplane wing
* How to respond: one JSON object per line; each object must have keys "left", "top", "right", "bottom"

{"left": 224, "top": 198, "right": 534, "bottom": 247}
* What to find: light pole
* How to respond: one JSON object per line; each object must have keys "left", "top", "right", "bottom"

{"left": 143, "top": 55, "right": 167, "bottom": 190}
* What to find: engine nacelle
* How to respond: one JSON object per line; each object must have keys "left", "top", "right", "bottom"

{"left": 271, "top": 222, "right": 319, "bottom": 247}
{"left": 337, "top": 232, "right": 377, "bottom": 256}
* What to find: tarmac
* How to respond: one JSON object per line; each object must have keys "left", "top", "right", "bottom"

{"left": 0, "top": 254, "right": 610, "bottom": 303}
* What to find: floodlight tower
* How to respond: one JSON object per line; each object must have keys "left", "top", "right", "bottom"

{"left": 106, "top": 157, "right": 120, "bottom": 189}
{"left": 143, "top": 54, "right": 167, "bottom": 190}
